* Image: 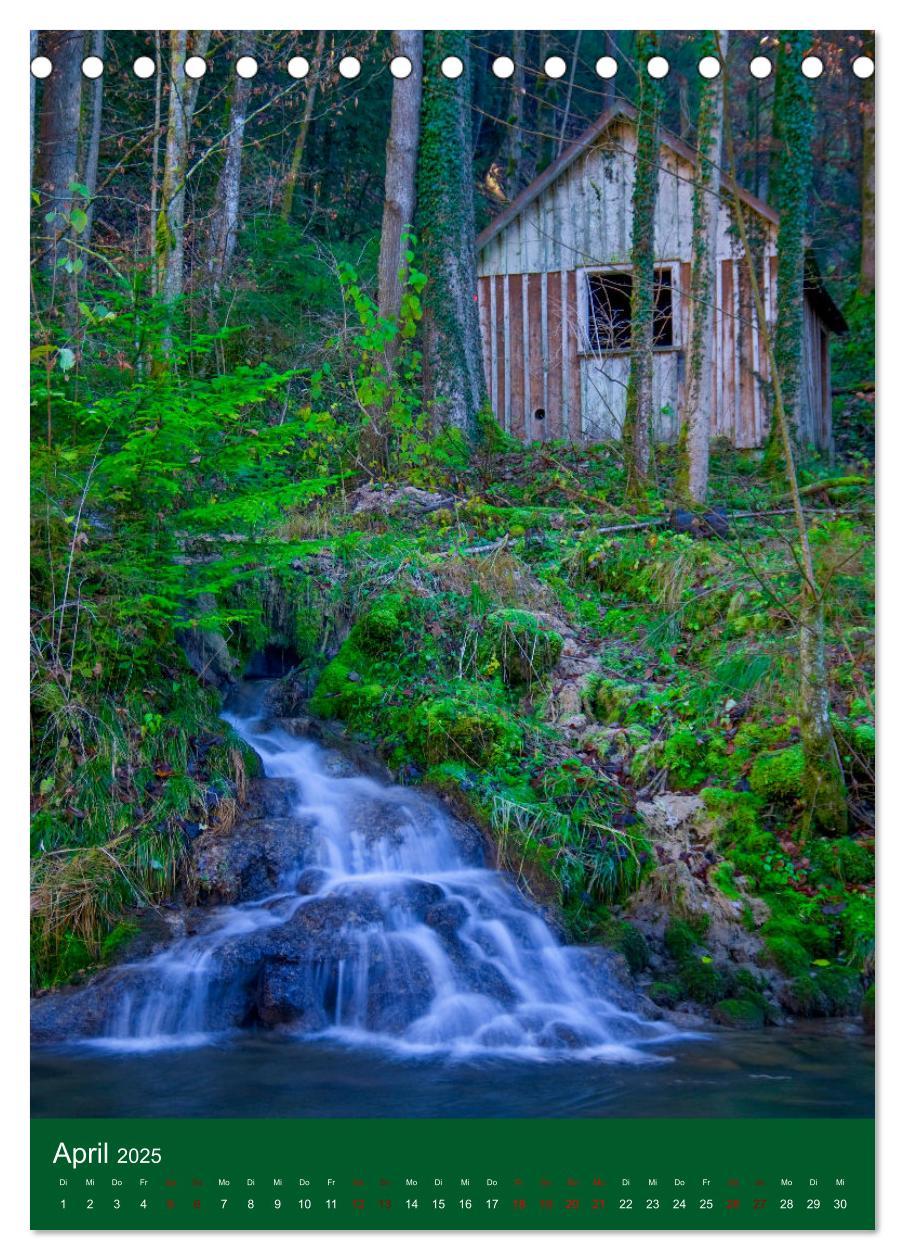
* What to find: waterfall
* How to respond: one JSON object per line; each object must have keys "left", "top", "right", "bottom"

{"left": 98, "top": 687, "right": 684, "bottom": 1061}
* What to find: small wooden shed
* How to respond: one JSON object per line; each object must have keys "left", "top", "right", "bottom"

{"left": 476, "top": 101, "right": 846, "bottom": 451}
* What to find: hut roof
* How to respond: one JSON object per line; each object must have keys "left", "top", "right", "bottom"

{"left": 476, "top": 98, "right": 779, "bottom": 255}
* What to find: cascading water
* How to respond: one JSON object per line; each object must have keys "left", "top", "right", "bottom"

{"left": 98, "top": 684, "right": 683, "bottom": 1062}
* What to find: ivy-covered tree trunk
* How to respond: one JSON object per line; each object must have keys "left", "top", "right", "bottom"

{"left": 35, "top": 30, "right": 84, "bottom": 270}
{"left": 418, "top": 31, "right": 486, "bottom": 441}
{"left": 378, "top": 31, "right": 423, "bottom": 327}
{"left": 280, "top": 30, "right": 326, "bottom": 223}
{"left": 676, "top": 30, "right": 727, "bottom": 507}
{"left": 623, "top": 31, "right": 662, "bottom": 500}
{"left": 81, "top": 30, "right": 105, "bottom": 248}
{"left": 155, "top": 29, "right": 210, "bottom": 308}
{"left": 764, "top": 30, "right": 814, "bottom": 471}
{"left": 208, "top": 33, "right": 256, "bottom": 290}
{"left": 723, "top": 72, "right": 848, "bottom": 836}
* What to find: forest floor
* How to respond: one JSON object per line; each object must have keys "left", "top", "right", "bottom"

{"left": 31, "top": 432, "right": 876, "bottom": 1036}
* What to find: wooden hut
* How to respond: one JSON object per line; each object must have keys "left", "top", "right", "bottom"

{"left": 476, "top": 100, "right": 846, "bottom": 451}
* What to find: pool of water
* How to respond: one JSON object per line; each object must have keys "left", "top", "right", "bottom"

{"left": 31, "top": 1023, "right": 873, "bottom": 1120}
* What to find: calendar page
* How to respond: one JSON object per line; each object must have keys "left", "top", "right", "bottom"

{"left": 29, "top": 26, "right": 876, "bottom": 1232}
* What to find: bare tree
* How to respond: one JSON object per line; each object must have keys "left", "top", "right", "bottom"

{"left": 280, "top": 30, "right": 326, "bottom": 223}
{"left": 377, "top": 31, "right": 423, "bottom": 328}
{"left": 208, "top": 33, "right": 257, "bottom": 289}
{"left": 858, "top": 32, "right": 875, "bottom": 296}
{"left": 155, "top": 29, "right": 211, "bottom": 307}
{"left": 34, "top": 30, "right": 84, "bottom": 269}
{"left": 676, "top": 30, "right": 727, "bottom": 506}
{"left": 81, "top": 30, "right": 105, "bottom": 248}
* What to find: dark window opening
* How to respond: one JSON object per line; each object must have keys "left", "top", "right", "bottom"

{"left": 587, "top": 268, "right": 674, "bottom": 352}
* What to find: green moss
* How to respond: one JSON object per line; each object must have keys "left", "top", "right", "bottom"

{"left": 100, "top": 920, "right": 140, "bottom": 962}
{"left": 712, "top": 998, "right": 766, "bottom": 1030}
{"left": 664, "top": 915, "right": 705, "bottom": 962}
{"left": 351, "top": 593, "right": 407, "bottom": 655}
{"left": 760, "top": 935, "right": 810, "bottom": 976}
{"left": 678, "top": 957, "right": 725, "bottom": 1004}
{"left": 409, "top": 694, "right": 522, "bottom": 769}
{"left": 614, "top": 922, "right": 650, "bottom": 974}
{"left": 483, "top": 609, "right": 562, "bottom": 687}
{"left": 786, "top": 967, "right": 861, "bottom": 1017}
{"left": 807, "top": 837, "right": 875, "bottom": 886}
{"left": 649, "top": 980, "right": 682, "bottom": 1008}
{"left": 750, "top": 743, "right": 805, "bottom": 802}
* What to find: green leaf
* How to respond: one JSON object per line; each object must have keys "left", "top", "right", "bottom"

{"left": 58, "top": 348, "right": 76, "bottom": 373}
{"left": 70, "top": 207, "right": 88, "bottom": 234}
{"left": 813, "top": 959, "right": 831, "bottom": 967}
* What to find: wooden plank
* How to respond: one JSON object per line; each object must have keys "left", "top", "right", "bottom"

{"left": 528, "top": 272, "right": 543, "bottom": 440}
{"left": 494, "top": 276, "right": 505, "bottom": 424}
{"left": 478, "top": 277, "right": 492, "bottom": 408}
{"left": 546, "top": 270, "right": 563, "bottom": 439}
{"left": 567, "top": 270, "right": 583, "bottom": 441}
{"left": 488, "top": 273, "right": 498, "bottom": 416}
{"left": 502, "top": 275, "right": 511, "bottom": 430}
{"left": 508, "top": 273, "right": 525, "bottom": 438}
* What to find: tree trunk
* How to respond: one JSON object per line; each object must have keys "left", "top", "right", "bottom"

{"left": 676, "top": 30, "right": 727, "bottom": 507}
{"left": 764, "top": 30, "right": 814, "bottom": 468}
{"left": 377, "top": 31, "right": 423, "bottom": 326}
{"left": 208, "top": 33, "right": 256, "bottom": 289}
{"left": 81, "top": 30, "right": 105, "bottom": 248}
{"left": 155, "top": 30, "right": 211, "bottom": 308}
{"left": 723, "top": 72, "right": 848, "bottom": 836}
{"left": 30, "top": 30, "right": 38, "bottom": 187}
{"left": 34, "top": 30, "right": 84, "bottom": 269}
{"left": 149, "top": 31, "right": 163, "bottom": 293}
{"left": 500, "top": 30, "right": 528, "bottom": 196}
{"left": 418, "top": 31, "right": 486, "bottom": 442}
{"left": 280, "top": 30, "right": 326, "bottom": 223}
{"left": 858, "top": 33, "right": 875, "bottom": 296}
{"left": 623, "top": 31, "right": 662, "bottom": 500}
{"left": 600, "top": 32, "right": 617, "bottom": 113}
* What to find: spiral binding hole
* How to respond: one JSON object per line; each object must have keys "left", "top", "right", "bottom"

{"left": 338, "top": 56, "right": 361, "bottom": 79}
{"left": 184, "top": 56, "right": 207, "bottom": 80}
{"left": 236, "top": 56, "right": 258, "bottom": 79}
{"left": 595, "top": 56, "right": 617, "bottom": 80}
{"left": 132, "top": 56, "right": 156, "bottom": 79}
{"left": 647, "top": 55, "right": 669, "bottom": 79}
{"left": 30, "top": 56, "right": 52, "bottom": 79}
{"left": 441, "top": 56, "right": 464, "bottom": 79}
{"left": 492, "top": 56, "right": 515, "bottom": 79}
{"left": 749, "top": 56, "right": 772, "bottom": 79}
{"left": 287, "top": 57, "right": 309, "bottom": 79}
{"left": 389, "top": 55, "right": 412, "bottom": 79}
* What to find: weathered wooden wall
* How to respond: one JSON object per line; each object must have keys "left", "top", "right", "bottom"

{"left": 474, "top": 116, "right": 832, "bottom": 450}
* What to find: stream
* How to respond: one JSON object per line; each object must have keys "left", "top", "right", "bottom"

{"left": 30, "top": 681, "right": 873, "bottom": 1119}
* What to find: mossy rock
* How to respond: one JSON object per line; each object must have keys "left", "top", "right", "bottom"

{"left": 310, "top": 653, "right": 377, "bottom": 721}
{"left": 700, "top": 787, "right": 772, "bottom": 852}
{"left": 861, "top": 983, "right": 875, "bottom": 1033}
{"left": 593, "top": 680, "right": 645, "bottom": 724}
{"left": 648, "top": 980, "right": 682, "bottom": 1008}
{"left": 678, "top": 957, "right": 725, "bottom": 1004}
{"left": 350, "top": 593, "right": 407, "bottom": 656}
{"left": 410, "top": 695, "right": 522, "bottom": 770}
{"left": 785, "top": 967, "right": 862, "bottom": 1017}
{"left": 712, "top": 998, "right": 766, "bottom": 1030}
{"left": 749, "top": 744, "right": 806, "bottom": 802}
{"left": 483, "top": 610, "right": 563, "bottom": 687}
{"left": 760, "top": 935, "right": 810, "bottom": 977}
{"left": 664, "top": 915, "right": 705, "bottom": 962}
{"left": 607, "top": 922, "right": 650, "bottom": 974}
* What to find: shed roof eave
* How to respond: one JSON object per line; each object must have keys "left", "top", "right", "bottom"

{"left": 475, "top": 99, "right": 780, "bottom": 256}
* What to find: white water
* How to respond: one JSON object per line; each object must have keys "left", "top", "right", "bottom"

{"left": 98, "top": 694, "right": 686, "bottom": 1062}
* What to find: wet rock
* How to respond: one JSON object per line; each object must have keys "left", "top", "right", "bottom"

{"left": 637, "top": 793, "right": 712, "bottom": 843}
{"left": 191, "top": 816, "right": 319, "bottom": 904}
{"left": 242, "top": 777, "right": 299, "bottom": 820}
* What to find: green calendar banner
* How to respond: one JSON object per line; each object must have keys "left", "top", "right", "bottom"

{"left": 31, "top": 1119, "right": 874, "bottom": 1230}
